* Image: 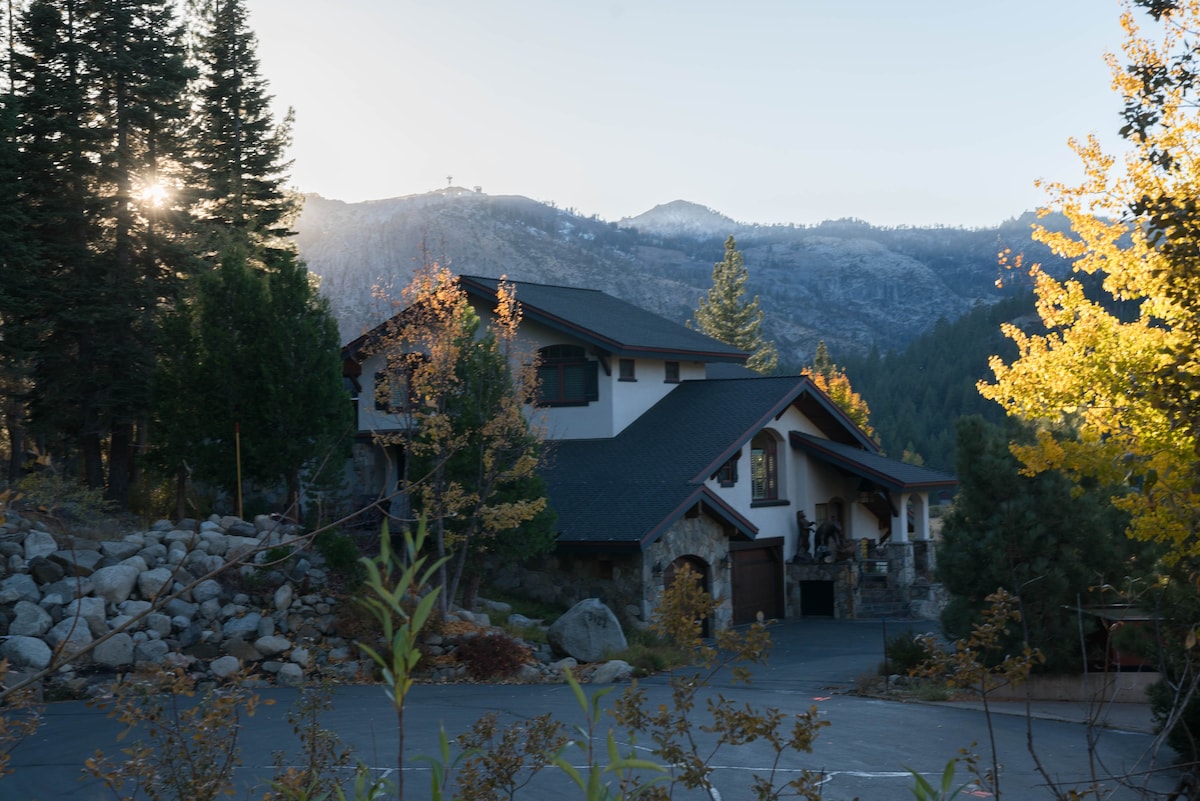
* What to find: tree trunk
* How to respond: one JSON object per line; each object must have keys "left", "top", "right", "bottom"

{"left": 174, "top": 461, "right": 190, "bottom": 523}
{"left": 106, "top": 421, "right": 132, "bottom": 507}
{"left": 285, "top": 468, "right": 302, "bottom": 523}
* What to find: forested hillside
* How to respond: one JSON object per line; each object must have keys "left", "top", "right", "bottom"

{"left": 840, "top": 295, "right": 1036, "bottom": 474}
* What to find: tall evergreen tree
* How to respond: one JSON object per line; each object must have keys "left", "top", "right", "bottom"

{"left": 937, "top": 416, "right": 1149, "bottom": 672}
{"left": 152, "top": 251, "right": 350, "bottom": 519}
{"left": 690, "top": 235, "right": 778, "bottom": 374}
{"left": 6, "top": 0, "right": 191, "bottom": 501}
{"left": 185, "top": 0, "right": 294, "bottom": 258}
{"left": 149, "top": 0, "right": 350, "bottom": 519}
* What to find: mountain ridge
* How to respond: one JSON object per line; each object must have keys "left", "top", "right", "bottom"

{"left": 295, "top": 189, "right": 1068, "bottom": 365}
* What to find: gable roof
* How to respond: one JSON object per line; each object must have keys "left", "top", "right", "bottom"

{"left": 789, "top": 432, "right": 958, "bottom": 492}
{"left": 458, "top": 275, "right": 749, "bottom": 363}
{"left": 545, "top": 376, "right": 880, "bottom": 551}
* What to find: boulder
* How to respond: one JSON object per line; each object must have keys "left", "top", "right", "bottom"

{"left": 63, "top": 597, "right": 108, "bottom": 637}
{"left": 45, "top": 617, "right": 93, "bottom": 662}
{"left": 254, "top": 634, "right": 291, "bottom": 657}
{"left": 100, "top": 539, "right": 142, "bottom": 562}
{"left": 0, "top": 635, "right": 52, "bottom": 669}
{"left": 276, "top": 662, "right": 304, "bottom": 686}
{"left": 222, "top": 612, "right": 263, "bottom": 640}
{"left": 27, "top": 555, "right": 64, "bottom": 585}
{"left": 23, "top": 530, "right": 58, "bottom": 561}
{"left": 133, "top": 639, "right": 170, "bottom": 666}
{"left": 0, "top": 573, "right": 40, "bottom": 604}
{"left": 93, "top": 633, "right": 135, "bottom": 668}
{"left": 547, "top": 599, "right": 627, "bottom": 663}
{"left": 192, "top": 579, "right": 223, "bottom": 604}
{"left": 91, "top": 564, "right": 139, "bottom": 604}
{"left": 591, "top": 659, "right": 634, "bottom": 684}
{"left": 273, "top": 583, "right": 294, "bottom": 611}
{"left": 137, "top": 567, "right": 174, "bottom": 600}
{"left": 209, "top": 654, "right": 240, "bottom": 679}
{"left": 49, "top": 549, "right": 102, "bottom": 577}
{"left": 9, "top": 600, "right": 52, "bottom": 637}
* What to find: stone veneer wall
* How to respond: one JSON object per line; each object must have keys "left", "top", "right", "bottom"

{"left": 641, "top": 514, "right": 733, "bottom": 632}
{"left": 786, "top": 562, "right": 859, "bottom": 619}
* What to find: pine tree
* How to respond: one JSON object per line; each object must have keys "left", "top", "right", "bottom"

{"left": 147, "top": 0, "right": 349, "bottom": 519}
{"left": 151, "top": 251, "right": 350, "bottom": 520}
{"left": 690, "top": 235, "right": 778, "bottom": 374}
{"left": 185, "top": 0, "right": 294, "bottom": 257}
{"left": 7, "top": 0, "right": 191, "bottom": 500}
{"left": 937, "top": 417, "right": 1149, "bottom": 672}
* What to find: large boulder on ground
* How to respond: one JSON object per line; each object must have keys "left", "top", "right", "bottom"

{"left": 8, "top": 601, "right": 52, "bottom": 637}
{"left": 0, "top": 635, "right": 53, "bottom": 669}
{"left": 547, "top": 599, "right": 627, "bottom": 663}
{"left": 91, "top": 564, "right": 139, "bottom": 604}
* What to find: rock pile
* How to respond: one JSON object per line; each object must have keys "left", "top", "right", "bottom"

{"left": 0, "top": 512, "right": 364, "bottom": 694}
{"left": 0, "top": 512, "right": 637, "bottom": 696}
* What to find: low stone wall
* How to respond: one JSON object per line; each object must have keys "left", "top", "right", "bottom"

{"left": 981, "top": 672, "right": 1159, "bottom": 704}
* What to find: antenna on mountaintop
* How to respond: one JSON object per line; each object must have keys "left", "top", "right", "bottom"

{"left": 446, "top": 175, "right": 453, "bottom": 187}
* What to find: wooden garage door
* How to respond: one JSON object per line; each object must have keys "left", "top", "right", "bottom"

{"left": 731, "top": 538, "right": 784, "bottom": 625}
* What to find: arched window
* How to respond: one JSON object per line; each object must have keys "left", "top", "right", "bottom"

{"left": 750, "top": 430, "right": 779, "bottom": 502}
{"left": 537, "top": 345, "right": 599, "bottom": 406}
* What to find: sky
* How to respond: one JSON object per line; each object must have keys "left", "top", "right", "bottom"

{"left": 245, "top": 0, "right": 1129, "bottom": 229}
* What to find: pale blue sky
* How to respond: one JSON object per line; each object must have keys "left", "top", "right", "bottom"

{"left": 247, "top": 0, "right": 1127, "bottom": 228}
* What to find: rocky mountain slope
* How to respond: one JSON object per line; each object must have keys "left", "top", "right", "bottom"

{"left": 296, "top": 189, "right": 1070, "bottom": 364}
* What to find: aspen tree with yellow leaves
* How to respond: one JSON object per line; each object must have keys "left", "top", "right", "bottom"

{"left": 370, "top": 266, "right": 553, "bottom": 614}
{"left": 802, "top": 340, "right": 875, "bottom": 439}
{"left": 979, "top": 0, "right": 1200, "bottom": 562}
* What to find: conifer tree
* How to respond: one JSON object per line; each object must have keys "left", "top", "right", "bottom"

{"left": 690, "top": 235, "right": 778, "bottom": 374}
{"left": 185, "top": 0, "right": 294, "bottom": 257}
{"left": 149, "top": 0, "right": 350, "bottom": 518}
{"left": 6, "top": 0, "right": 192, "bottom": 501}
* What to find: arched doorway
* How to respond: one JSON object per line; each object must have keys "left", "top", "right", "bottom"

{"left": 664, "top": 555, "right": 711, "bottom": 637}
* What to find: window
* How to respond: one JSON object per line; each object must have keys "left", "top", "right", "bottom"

{"left": 750, "top": 431, "right": 778, "bottom": 502}
{"left": 713, "top": 450, "right": 740, "bottom": 487}
{"left": 619, "top": 358, "right": 636, "bottom": 381}
{"left": 374, "top": 369, "right": 411, "bottom": 413}
{"left": 664, "top": 361, "right": 680, "bottom": 383}
{"left": 537, "top": 345, "right": 599, "bottom": 406}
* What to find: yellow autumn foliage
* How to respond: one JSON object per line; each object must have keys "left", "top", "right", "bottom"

{"left": 980, "top": 1, "right": 1200, "bottom": 559}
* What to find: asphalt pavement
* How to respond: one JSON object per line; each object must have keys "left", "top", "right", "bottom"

{"left": 3, "top": 616, "right": 1180, "bottom": 800}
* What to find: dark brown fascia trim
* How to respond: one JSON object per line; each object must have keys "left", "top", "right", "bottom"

{"left": 789, "top": 431, "right": 958, "bottom": 492}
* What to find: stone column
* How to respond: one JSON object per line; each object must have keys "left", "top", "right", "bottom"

{"left": 886, "top": 541, "right": 915, "bottom": 590}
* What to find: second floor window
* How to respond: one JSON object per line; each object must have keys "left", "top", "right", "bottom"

{"left": 619, "top": 358, "right": 636, "bottom": 381}
{"left": 750, "top": 431, "right": 779, "bottom": 501}
{"left": 538, "top": 345, "right": 598, "bottom": 406}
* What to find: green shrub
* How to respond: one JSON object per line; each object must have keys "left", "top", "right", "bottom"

{"left": 1148, "top": 677, "right": 1200, "bottom": 761}
{"left": 885, "top": 631, "right": 934, "bottom": 676}
{"left": 315, "top": 530, "right": 364, "bottom": 586}
{"left": 456, "top": 633, "right": 530, "bottom": 680}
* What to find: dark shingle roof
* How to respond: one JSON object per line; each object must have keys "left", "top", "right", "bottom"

{"left": 459, "top": 276, "right": 748, "bottom": 362}
{"left": 789, "top": 433, "right": 958, "bottom": 492}
{"left": 544, "top": 377, "right": 877, "bottom": 549}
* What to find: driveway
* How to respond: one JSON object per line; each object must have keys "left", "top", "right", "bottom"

{"left": 5, "top": 617, "right": 1180, "bottom": 800}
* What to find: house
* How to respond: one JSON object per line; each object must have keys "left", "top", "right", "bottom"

{"left": 342, "top": 275, "right": 957, "bottom": 629}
